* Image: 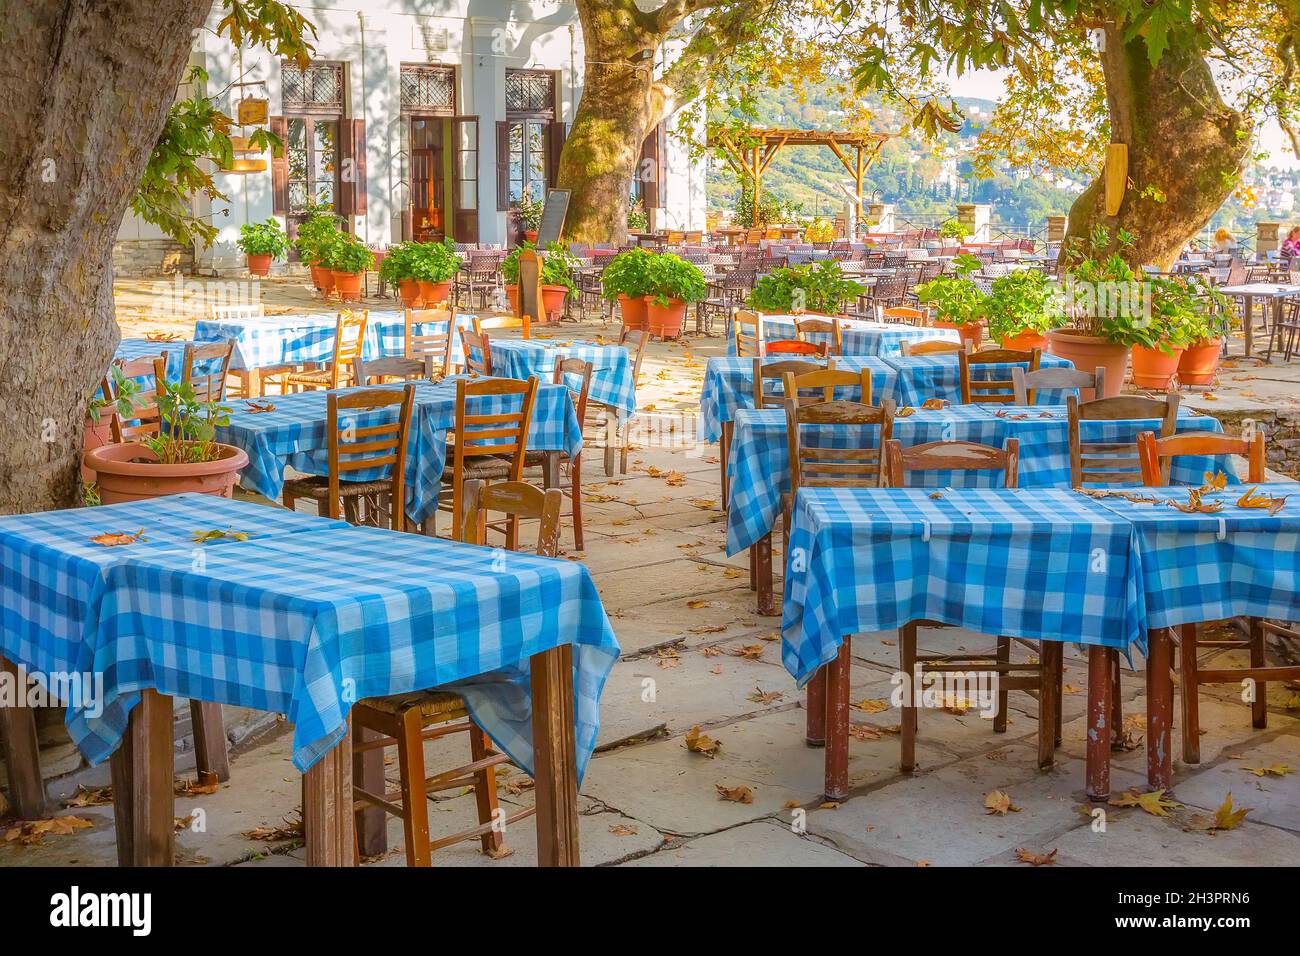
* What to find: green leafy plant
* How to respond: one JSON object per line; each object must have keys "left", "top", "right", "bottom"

{"left": 914, "top": 254, "right": 986, "bottom": 327}
{"left": 1059, "top": 226, "right": 1158, "bottom": 347}
{"left": 645, "top": 253, "right": 707, "bottom": 306}
{"left": 236, "top": 218, "right": 290, "bottom": 259}
{"left": 294, "top": 203, "right": 342, "bottom": 263}
{"left": 982, "top": 269, "right": 1065, "bottom": 343}
{"left": 142, "top": 381, "right": 233, "bottom": 464}
{"left": 502, "top": 242, "right": 579, "bottom": 293}
{"left": 514, "top": 192, "right": 545, "bottom": 231}
{"left": 377, "top": 242, "right": 417, "bottom": 284}
{"left": 747, "top": 261, "right": 864, "bottom": 314}
{"left": 734, "top": 180, "right": 802, "bottom": 228}
{"left": 407, "top": 239, "right": 461, "bottom": 283}
{"left": 1144, "top": 275, "right": 1233, "bottom": 352}
{"left": 805, "top": 217, "right": 836, "bottom": 243}
{"left": 320, "top": 231, "right": 375, "bottom": 274}
{"left": 601, "top": 248, "right": 656, "bottom": 301}
{"left": 88, "top": 366, "right": 143, "bottom": 424}
{"left": 627, "top": 197, "right": 649, "bottom": 232}
{"left": 940, "top": 219, "right": 971, "bottom": 240}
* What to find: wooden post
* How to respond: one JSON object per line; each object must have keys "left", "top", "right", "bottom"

{"left": 303, "top": 724, "right": 356, "bottom": 867}
{"left": 0, "top": 655, "right": 46, "bottom": 819}
{"left": 1085, "top": 646, "right": 1112, "bottom": 801}
{"left": 754, "top": 532, "right": 776, "bottom": 616}
{"left": 823, "top": 637, "right": 852, "bottom": 800}
{"left": 805, "top": 667, "right": 827, "bottom": 747}
{"left": 353, "top": 726, "right": 388, "bottom": 857}
{"left": 1038, "top": 641, "right": 1062, "bottom": 769}
{"left": 1146, "top": 629, "right": 1174, "bottom": 791}
{"left": 530, "top": 644, "right": 580, "bottom": 866}
{"left": 125, "top": 689, "right": 175, "bottom": 866}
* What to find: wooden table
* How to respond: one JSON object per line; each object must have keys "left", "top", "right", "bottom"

{"left": 1218, "top": 282, "right": 1300, "bottom": 359}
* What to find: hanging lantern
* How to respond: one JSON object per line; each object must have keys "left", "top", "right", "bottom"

{"left": 237, "top": 97, "right": 269, "bottom": 126}
{"left": 219, "top": 157, "right": 268, "bottom": 174}
{"left": 228, "top": 135, "right": 262, "bottom": 154}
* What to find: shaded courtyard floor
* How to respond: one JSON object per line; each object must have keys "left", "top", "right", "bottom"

{"left": 2, "top": 272, "right": 1297, "bottom": 867}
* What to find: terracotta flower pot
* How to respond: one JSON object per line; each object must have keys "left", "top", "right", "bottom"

{"left": 397, "top": 278, "right": 424, "bottom": 309}
{"left": 83, "top": 442, "right": 249, "bottom": 504}
{"left": 1131, "top": 343, "right": 1184, "bottom": 390}
{"left": 1178, "top": 338, "right": 1223, "bottom": 386}
{"left": 417, "top": 279, "right": 451, "bottom": 307}
{"left": 246, "top": 253, "right": 272, "bottom": 277}
{"left": 618, "top": 293, "right": 648, "bottom": 331}
{"left": 645, "top": 296, "right": 688, "bottom": 340}
{"left": 540, "top": 285, "right": 569, "bottom": 323}
{"left": 1000, "top": 330, "right": 1048, "bottom": 352}
{"left": 523, "top": 230, "right": 538, "bottom": 244}
{"left": 505, "top": 284, "right": 519, "bottom": 315}
{"left": 333, "top": 270, "right": 364, "bottom": 302}
{"left": 82, "top": 417, "right": 116, "bottom": 484}
{"left": 1047, "top": 329, "right": 1130, "bottom": 400}
{"left": 310, "top": 262, "right": 334, "bottom": 293}
{"left": 936, "top": 319, "right": 983, "bottom": 350}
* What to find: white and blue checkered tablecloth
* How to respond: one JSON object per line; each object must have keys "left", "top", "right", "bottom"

{"left": 880, "top": 353, "right": 1076, "bottom": 405}
{"left": 192, "top": 310, "right": 478, "bottom": 372}
{"left": 67, "top": 523, "right": 618, "bottom": 777}
{"left": 725, "top": 405, "right": 1235, "bottom": 555}
{"left": 216, "top": 377, "right": 582, "bottom": 525}
{"left": 780, "top": 487, "right": 1148, "bottom": 685}
{"left": 0, "top": 494, "right": 347, "bottom": 679}
{"left": 724, "top": 315, "right": 962, "bottom": 358}
{"left": 484, "top": 338, "right": 637, "bottom": 417}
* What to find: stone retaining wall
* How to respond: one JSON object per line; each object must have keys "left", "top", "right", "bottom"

{"left": 1203, "top": 406, "right": 1300, "bottom": 479}
{"left": 112, "top": 239, "right": 193, "bottom": 276}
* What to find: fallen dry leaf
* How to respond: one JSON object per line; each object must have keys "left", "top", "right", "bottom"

{"left": 729, "top": 643, "right": 766, "bottom": 659}
{"left": 1186, "top": 793, "right": 1251, "bottom": 832}
{"left": 747, "top": 687, "right": 784, "bottom": 704}
{"left": 850, "top": 698, "right": 889, "bottom": 714}
{"left": 684, "top": 725, "right": 721, "bottom": 757}
{"left": 1109, "top": 788, "right": 1182, "bottom": 817}
{"left": 4, "top": 816, "right": 94, "bottom": 846}
{"left": 61, "top": 785, "right": 113, "bottom": 808}
{"left": 984, "top": 789, "right": 1022, "bottom": 815}
{"left": 1015, "top": 847, "right": 1058, "bottom": 866}
{"left": 90, "top": 528, "right": 147, "bottom": 547}
{"left": 608, "top": 823, "right": 639, "bottom": 836}
{"left": 716, "top": 784, "right": 754, "bottom": 804}
{"left": 1242, "top": 763, "right": 1293, "bottom": 778}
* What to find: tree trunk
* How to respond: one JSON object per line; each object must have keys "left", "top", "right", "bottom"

{"left": 1063, "top": 24, "right": 1249, "bottom": 269}
{"left": 0, "top": 0, "right": 208, "bottom": 514}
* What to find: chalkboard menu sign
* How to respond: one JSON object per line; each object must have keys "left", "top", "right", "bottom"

{"left": 536, "top": 189, "right": 570, "bottom": 246}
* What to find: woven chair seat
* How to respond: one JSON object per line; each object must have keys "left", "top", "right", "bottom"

{"left": 282, "top": 474, "right": 394, "bottom": 499}
{"left": 357, "top": 689, "right": 466, "bottom": 719}
{"left": 443, "top": 454, "right": 515, "bottom": 481}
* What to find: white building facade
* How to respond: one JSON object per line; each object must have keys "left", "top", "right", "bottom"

{"left": 114, "top": 0, "right": 706, "bottom": 275}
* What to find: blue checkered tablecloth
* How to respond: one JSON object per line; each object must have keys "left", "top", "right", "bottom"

{"left": 482, "top": 338, "right": 637, "bottom": 416}
{"left": 780, "top": 487, "right": 1147, "bottom": 685}
{"left": 724, "top": 314, "right": 961, "bottom": 358}
{"left": 216, "top": 377, "right": 583, "bottom": 525}
{"left": 192, "top": 310, "right": 477, "bottom": 372}
{"left": 879, "top": 353, "right": 1076, "bottom": 405}
{"left": 725, "top": 405, "right": 1235, "bottom": 555}
{"left": 112, "top": 339, "right": 188, "bottom": 385}
{"left": 0, "top": 494, "right": 347, "bottom": 679}
{"left": 1092, "top": 483, "right": 1300, "bottom": 630}
{"left": 67, "top": 523, "right": 619, "bottom": 778}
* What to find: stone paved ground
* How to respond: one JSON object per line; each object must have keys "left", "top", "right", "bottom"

{"left": 2, "top": 271, "right": 1298, "bottom": 867}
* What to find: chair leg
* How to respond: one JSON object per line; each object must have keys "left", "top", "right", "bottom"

{"left": 570, "top": 453, "right": 584, "bottom": 551}
{"left": 1037, "top": 642, "right": 1061, "bottom": 769}
{"left": 470, "top": 728, "right": 507, "bottom": 857}
{"left": 993, "top": 636, "right": 1010, "bottom": 734}
{"left": 805, "top": 667, "right": 827, "bottom": 747}
{"left": 1109, "top": 649, "right": 1123, "bottom": 747}
{"left": 1054, "top": 648, "right": 1064, "bottom": 746}
{"left": 396, "top": 708, "right": 432, "bottom": 867}
{"left": 1179, "top": 623, "right": 1202, "bottom": 764}
{"left": 1249, "top": 617, "right": 1268, "bottom": 729}
{"left": 900, "top": 623, "right": 917, "bottom": 773}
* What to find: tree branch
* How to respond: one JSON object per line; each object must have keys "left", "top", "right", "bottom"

{"left": 651, "top": 0, "right": 734, "bottom": 35}
{"left": 653, "top": 0, "right": 779, "bottom": 119}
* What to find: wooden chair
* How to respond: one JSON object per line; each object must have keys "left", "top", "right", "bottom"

{"left": 765, "top": 339, "right": 829, "bottom": 357}
{"left": 354, "top": 355, "right": 435, "bottom": 385}
{"left": 898, "top": 339, "right": 965, "bottom": 356}
{"left": 461, "top": 328, "right": 493, "bottom": 376}
{"left": 178, "top": 340, "right": 235, "bottom": 402}
{"left": 882, "top": 438, "right": 1061, "bottom": 770}
{"left": 1067, "top": 392, "right": 1180, "bottom": 487}
{"left": 283, "top": 383, "right": 416, "bottom": 529}
{"left": 732, "top": 307, "right": 766, "bottom": 357}
{"left": 109, "top": 355, "right": 167, "bottom": 443}
{"left": 781, "top": 367, "right": 872, "bottom": 406}
{"left": 276, "top": 310, "right": 369, "bottom": 392}
{"left": 794, "top": 317, "right": 843, "bottom": 355}
{"left": 351, "top": 479, "right": 558, "bottom": 866}
{"left": 958, "top": 347, "right": 1041, "bottom": 404}
{"left": 751, "top": 359, "right": 827, "bottom": 410}
{"left": 525, "top": 358, "right": 591, "bottom": 550}
{"left": 585, "top": 327, "right": 647, "bottom": 478}
{"left": 208, "top": 303, "right": 282, "bottom": 398}
{"left": 1136, "top": 430, "right": 1296, "bottom": 763}
{"left": 882, "top": 305, "right": 926, "bottom": 325}
{"left": 405, "top": 306, "right": 456, "bottom": 378}
{"left": 1012, "top": 364, "right": 1105, "bottom": 405}
{"left": 437, "top": 376, "right": 538, "bottom": 543}
{"left": 474, "top": 313, "right": 531, "bottom": 339}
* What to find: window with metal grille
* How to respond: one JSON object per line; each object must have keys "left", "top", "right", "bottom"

{"left": 282, "top": 62, "right": 345, "bottom": 112}
{"left": 400, "top": 65, "right": 455, "bottom": 113}
{"left": 505, "top": 70, "right": 555, "bottom": 117}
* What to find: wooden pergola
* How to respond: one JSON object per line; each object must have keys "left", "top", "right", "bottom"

{"left": 708, "top": 126, "right": 891, "bottom": 227}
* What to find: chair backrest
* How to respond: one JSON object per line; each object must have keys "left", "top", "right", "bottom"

{"left": 752, "top": 358, "right": 827, "bottom": 409}
{"left": 882, "top": 305, "right": 925, "bottom": 324}
{"left": 325, "top": 383, "right": 416, "bottom": 524}
{"left": 109, "top": 355, "right": 166, "bottom": 442}
{"left": 785, "top": 396, "right": 897, "bottom": 492}
{"left": 1068, "top": 392, "right": 1180, "bottom": 487}
{"left": 732, "top": 308, "right": 765, "bottom": 357}
{"left": 899, "top": 339, "right": 964, "bottom": 357}
{"left": 884, "top": 438, "right": 1020, "bottom": 488}
{"left": 180, "top": 340, "right": 235, "bottom": 402}
{"left": 1011, "top": 364, "right": 1105, "bottom": 405}
{"left": 959, "top": 348, "right": 1041, "bottom": 404}
{"left": 453, "top": 376, "right": 537, "bottom": 468}
{"left": 765, "top": 339, "right": 829, "bottom": 357}
{"left": 459, "top": 479, "right": 563, "bottom": 557}
{"left": 1137, "top": 430, "right": 1264, "bottom": 486}
{"left": 475, "top": 313, "right": 532, "bottom": 339}
{"left": 353, "top": 355, "right": 435, "bottom": 385}
{"left": 553, "top": 357, "right": 593, "bottom": 423}
{"left": 781, "top": 368, "right": 872, "bottom": 406}
{"left": 794, "top": 318, "right": 843, "bottom": 355}
{"left": 208, "top": 303, "right": 265, "bottom": 321}
{"left": 619, "top": 327, "right": 649, "bottom": 381}
{"left": 405, "top": 307, "right": 455, "bottom": 377}
{"left": 461, "top": 328, "right": 493, "bottom": 376}
{"left": 330, "top": 310, "right": 369, "bottom": 388}
{"left": 1225, "top": 260, "right": 1249, "bottom": 286}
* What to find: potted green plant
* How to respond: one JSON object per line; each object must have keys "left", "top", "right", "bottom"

{"left": 627, "top": 197, "right": 649, "bottom": 233}
{"left": 236, "top": 218, "right": 289, "bottom": 276}
{"left": 915, "top": 254, "right": 988, "bottom": 348}
{"left": 982, "top": 268, "right": 1065, "bottom": 351}
{"left": 1129, "top": 276, "right": 1225, "bottom": 389}
{"left": 514, "top": 192, "right": 544, "bottom": 243}
{"left": 940, "top": 219, "right": 971, "bottom": 244}
{"left": 321, "top": 232, "right": 375, "bottom": 302}
{"left": 643, "top": 253, "right": 707, "bottom": 339}
{"left": 408, "top": 239, "right": 461, "bottom": 306}
{"left": 1177, "top": 278, "right": 1232, "bottom": 386}
{"left": 601, "top": 247, "right": 656, "bottom": 330}
{"left": 84, "top": 366, "right": 143, "bottom": 482}
{"left": 83, "top": 380, "right": 248, "bottom": 504}
{"left": 294, "top": 205, "right": 342, "bottom": 293}
{"left": 378, "top": 243, "right": 422, "bottom": 308}
{"left": 747, "top": 261, "right": 865, "bottom": 317}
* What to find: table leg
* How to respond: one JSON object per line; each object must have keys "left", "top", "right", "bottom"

{"left": 542, "top": 450, "right": 561, "bottom": 490}
{"left": 0, "top": 656, "right": 46, "bottom": 819}
{"left": 1146, "top": 628, "right": 1174, "bottom": 791}
{"left": 111, "top": 689, "right": 175, "bottom": 866}
{"left": 1243, "top": 295, "right": 1255, "bottom": 358}
{"left": 824, "top": 637, "right": 852, "bottom": 801}
{"left": 1085, "top": 645, "right": 1112, "bottom": 801}
{"left": 354, "top": 726, "right": 388, "bottom": 857}
{"left": 247, "top": 367, "right": 263, "bottom": 398}
{"left": 805, "top": 667, "right": 827, "bottom": 747}
{"left": 530, "top": 644, "right": 580, "bottom": 867}
{"left": 189, "top": 700, "right": 230, "bottom": 782}
{"left": 719, "top": 421, "right": 732, "bottom": 513}
{"left": 302, "top": 723, "right": 356, "bottom": 867}
{"left": 755, "top": 532, "right": 776, "bottom": 616}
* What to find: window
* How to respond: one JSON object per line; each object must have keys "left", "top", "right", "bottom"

{"left": 505, "top": 70, "right": 555, "bottom": 117}
{"left": 498, "top": 71, "right": 559, "bottom": 213}
{"left": 282, "top": 62, "right": 344, "bottom": 113}
{"left": 400, "top": 65, "right": 455, "bottom": 114}
{"left": 285, "top": 117, "right": 337, "bottom": 213}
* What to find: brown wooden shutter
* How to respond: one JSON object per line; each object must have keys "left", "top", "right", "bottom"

{"left": 496, "top": 121, "right": 511, "bottom": 211}
{"left": 656, "top": 122, "right": 668, "bottom": 209}
{"left": 338, "top": 118, "right": 366, "bottom": 217}
{"left": 547, "top": 120, "right": 567, "bottom": 187}
{"left": 639, "top": 124, "right": 661, "bottom": 210}
{"left": 270, "top": 116, "right": 288, "bottom": 214}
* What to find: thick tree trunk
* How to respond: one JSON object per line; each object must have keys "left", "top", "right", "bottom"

{"left": 1064, "top": 24, "right": 1249, "bottom": 269}
{"left": 0, "top": 0, "right": 208, "bottom": 514}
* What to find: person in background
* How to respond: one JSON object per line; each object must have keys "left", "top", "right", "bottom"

{"left": 1213, "top": 228, "right": 1237, "bottom": 254}
{"left": 1281, "top": 225, "right": 1300, "bottom": 260}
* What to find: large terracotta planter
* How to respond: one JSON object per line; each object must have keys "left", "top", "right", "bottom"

{"left": 1131, "top": 344, "right": 1184, "bottom": 390}
{"left": 398, "top": 278, "right": 423, "bottom": 309}
{"left": 310, "top": 262, "right": 333, "bottom": 293}
{"left": 618, "top": 293, "right": 648, "bottom": 331}
{"left": 645, "top": 296, "right": 688, "bottom": 340}
{"left": 83, "top": 442, "right": 249, "bottom": 504}
{"left": 1178, "top": 338, "right": 1223, "bottom": 386}
{"left": 505, "top": 284, "right": 519, "bottom": 315}
{"left": 1000, "top": 330, "right": 1048, "bottom": 352}
{"left": 246, "top": 253, "right": 272, "bottom": 277}
{"left": 936, "top": 319, "right": 982, "bottom": 350}
{"left": 1047, "top": 329, "right": 1129, "bottom": 400}
{"left": 82, "top": 418, "right": 116, "bottom": 484}
{"left": 417, "top": 279, "right": 451, "bottom": 307}
{"left": 333, "top": 270, "right": 364, "bottom": 302}
{"left": 523, "top": 230, "right": 538, "bottom": 244}
{"left": 540, "top": 285, "right": 569, "bottom": 323}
